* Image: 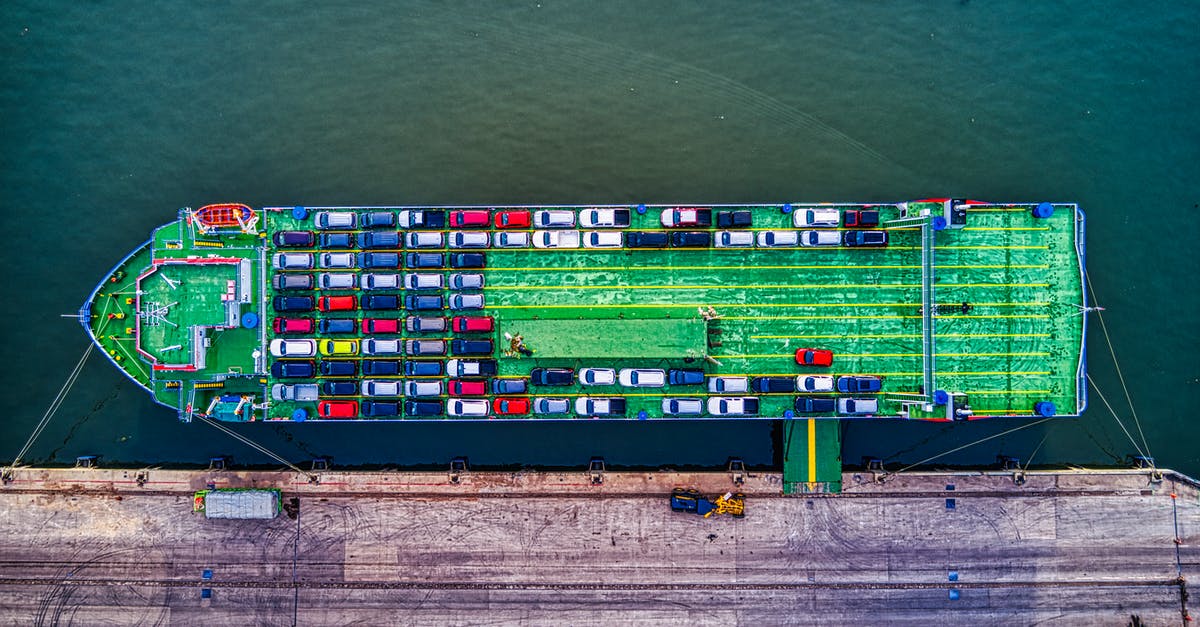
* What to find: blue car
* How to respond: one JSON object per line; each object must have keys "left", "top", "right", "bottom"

{"left": 405, "top": 294, "right": 443, "bottom": 311}
{"left": 492, "top": 378, "right": 527, "bottom": 394}
{"left": 361, "top": 401, "right": 400, "bottom": 417}
{"left": 319, "top": 233, "right": 353, "bottom": 249}
{"left": 405, "top": 400, "right": 443, "bottom": 417}
{"left": 405, "top": 361, "right": 443, "bottom": 376}
{"left": 317, "top": 318, "right": 356, "bottom": 334}
{"left": 836, "top": 376, "right": 883, "bottom": 393}
{"left": 667, "top": 369, "right": 705, "bottom": 386}
{"left": 362, "top": 360, "right": 401, "bottom": 376}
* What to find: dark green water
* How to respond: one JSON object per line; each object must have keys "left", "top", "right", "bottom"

{"left": 1, "top": 2, "right": 1197, "bottom": 473}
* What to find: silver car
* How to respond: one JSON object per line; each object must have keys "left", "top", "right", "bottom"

{"left": 406, "top": 232, "right": 444, "bottom": 248}
{"left": 319, "top": 252, "right": 356, "bottom": 268}
{"left": 450, "top": 293, "right": 485, "bottom": 310}
{"left": 315, "top": 211, "right": 355, "bottom": 229}
{"left": 533, "top": 397, "right": 570, "bottom": 415}
{"left": 271, "top": 383, "right": 318, "bottom": 402}
{"left": 757, "top": 230, "right": 801, "bottom": 247}
{"left": 450, "top": 231, "right": 490, "bottom": 249}
{"left": 274, "top": 253, "right": 313, "bottom": 269}
{"left": 318, "top": 273, "right": 356, "bottom": 289}
{"left": 450, "top": 273, "right": 485, "bottom": 289}
{"left": 404, "top": 380, "right": 444, "bottom": 398}
{"left": 362, "top": 380, "right": 402, "bottom": 397}
{"left": 838, "top": 397, "right": 879, "bottom": 416}
{"left": 362, "top": 273, "right": 401, "bottom": 290}
{"left": 405, "top": 273, "right": 444, "bottom": 290}
{"left": 661, "top": 398, "right": 704, "bottom": 416}
{"left": 493, "top": 232, "right": 530, "bottom": 248}
{"left": 715, "top": 231, "right": 755, "bottom": 248}
{"left": 792, "top": 207, "right": 840, "bottom": 228}
{"left": 533, "top": 210, "right": 576, "bottom": 228}
{"left": 708, "top": 376, "right": 748, "bottom": 394}
{"left": 800, "top": 230, "right": 841, "bottom": 247}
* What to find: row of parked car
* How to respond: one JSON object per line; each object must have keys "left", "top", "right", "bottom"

{"left": 289, "top": 208, "right": 633, "bottom": 234}
{"left": 273, "top": 271, "right": 485, "bottom": 292}
{"left": 272, "top": 293, "right": 485, "bottom": 313}
{"left": 273, "top": 251, "right": 486, "bottom": 270}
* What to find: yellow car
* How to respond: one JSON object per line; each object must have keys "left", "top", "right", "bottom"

{"left": 319, "top": 339, "right": 359, "bottom": 356}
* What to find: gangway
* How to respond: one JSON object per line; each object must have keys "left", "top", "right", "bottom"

{"left": 884, "top": 210, "right": 936, "bottom": 401}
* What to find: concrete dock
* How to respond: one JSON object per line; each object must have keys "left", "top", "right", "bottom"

{"left": 0, "top": 466, "right": 1195, "bottom": 625}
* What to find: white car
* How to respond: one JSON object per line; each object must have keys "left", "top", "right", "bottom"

{"left": 708, "top": 376, "right": 749, "bottom": 394}
{"left": 405, "top": 273, "right": 444, "bottom": 290}
{"left": 661, "top": 398, "right": 704, "bottom": 416}
{"left": 757, "top": 231, "right": 800, "bottom": 247}
{"left": 493, "top": 232, "right": 530, "bottom": 248}
{"left": 574, "top": 397, "right": 625, "bottom": 416}
{"left": 533, "top": 210, "right": 576, "bottom": 228}
{"left": 448, "top": 399, "right": 489, "bottom": 417}
{"left": 446, "top": 359, "right": 492, "bottom": 377}
{"left": 449, "top": 293, "right": 485, "bottom": 310}
{"left": 800, "top": 230, "right": 841, "bottom": 247}
{"left": 618, "top": 368, "right": 665, "bottom": 388}
{"left": 318, "top": 273, "right": 356, "bottom": 289}
{"left": 715, "top": 231, "right": 754, "bottom": 248}
{"left": 533, "top": 397, "right": 571, "bottom": 415}
{"left": 362, "top": 273, "right": 401, "bottom": 290}
{"left": 578, "top": 368, "right": 616, "bottom": 386}
{"left": 706, "top": 396, "right": 759, "bottom": 416}
{"left": 792, "top": 207, "right": 840, "bottom": 228}
{"left": 579, "top": 208, "right": 630, "bottom": 228}
{"left": 838, "top": 398, "right": 879, "bottom": 416}
{"left": 315, "top": 211, "right": 355, "bottom": 229}
{"left": 274, "top": 253, "right": 313, "bottom": 269}
{"left": 362, "top": 380, "right": 402, "bottom": 397}
{"left": 582, "top": 231, "right": 623, "bottom": 248}
{"left": 449, "top": 273, "right": 484, "bottom": 289}
{"left": 362, "top": 339, "right": 402, "bottom": 355}
{"left": 271, "top": 383, "right": 318, "bottom": 402}
{"left": 270, "top": 339, "right": 316, "bottom": 357}
{"left": 797, "top": 375, "right": 834, "bottom": 392}
{"left": 404, "top": 380, "right": 443, "bottom": 397}
{"left": 449, "top": 231, "right": 490, "bottom": 249}
{"left": 406, "top": 232, "right": 444, "bottom": 249}
{"left": 533, "top": 230, "right": 581, "bottom": 249}
{"left": 319, "top": 252, "right": 356, "bottom": 268}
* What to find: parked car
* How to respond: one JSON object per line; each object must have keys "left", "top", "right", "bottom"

{"left": 532, "top": 230, "right": 581, "bottom": 249}
{"left": 492, "top": 378, "right": 527, "bottom": 394}
{"left": 449, "top": 231, "right": 490, "bottom": 249}
{"left": 492, "top": 397, "right": 530, "bottom": 415}
{"left": 319, "top": 360, "right": 357, "bottom": 376}
{"left": 843, "top": 230, "right": 889, "bottom": 247}
{"left": 450, "top": 252, "right": 486, "bottom": 268}
{"left": 449, "top": 210, "right": 490, "bottom": 227}
{"left": 318, "top": 339, "right": 359, "bottom": 356}
{"left": 800, "top": 230, "right": 841, "bottom": 247}
{"left": 271, "top": 383, "right": 318, "bottom": 402}
{"left": 449, "top": 293, "right": 485, "bottom": 310}
{"left": 794, "top": 397, "right": 837, "bottom": 414}
{"left": 362, "top": 359, "right": 401, "bottom": 376}
{"left": 321, "top": 381, "right": 358, "bottom": 396}
{"left": 317, "top": 400, "right": 358, "bottom": 418}
{"left": 449, "top": 273, "right": 484, "bottom": 289}
{"left": 273, "top": 230, "right": 315, "bottom": 247}
{"left": 797, "top": 375, "right": 834, "bottom": 393}
{"left": 317, "top": 318, "right": 356, "bottom": 334}
{"left": 273, "top": 317, "right": 314, "bottom": 334}
{"left": 406, "top": 316, "right": 447, "bottom": 333}
{"left": 360, "top": 211, "right": 396, "bottom": 228}
{"left": 447, "top": 399, "right": 489, "bottom": 417}
{"left": 397, "top": 209, "right": 445, "bottom": 229}
{"left": 757, "top": 230, "right": 800, "bottom": 247}
{"left": 450, "top": 339, "right": 493, "bottom": 356}
{"left": 582, "top": 231, "right": 623, "bottom": 248}
{"left": 405, "top": 339, "right": 446, "bottom": 356}
{"left": 361, "top": 380, "right": 400, "bottom": 397}
{"left": 452, "top": 316, "right": 494, "bottom": 333}
{"left": 660, "top": 207, "right": 711, "bottom": 228}
{"left": 838, "top": 397, "right": 879, "bottom": 416}
{"left": 315, "top": 211, "right": 355, "bottom": 229}
{"left": 318, "top": 273, "right": 356, "bottom": 289}
{"left": 446, "top": 359, "right": 498, "bottom": 377}
{"left": 406, "top": 231, "right": 444, "bottom": 249}
{"left": 270, "top": 339, "right": 316, "bottom": 357}
{"left": 448, "top": 379, "right": 487, "bottom": 396}
{"left": 670, "top": 232, "right": 711, "bottom": 248}
{"left": 795, "top": 348, "right": 834, "bottom": 367}
{"left": 273, "top": 296, "right": 315, "bottom": 312}
{"left": 362, "top": 273, "right": 401, "bottom": 290}
{"left": 405, "top": 294, "right": 443, "bottom": 311}
{"left": 317, "top": 295, "right": 355, "bottom": 312}
{"left": 579, "top": 208, "right": 630, "bottom": 228}
{"left": 624, "top": 231, "right": 669, "bottom": 248}
{"left": 494, "top": 210, "right": 531, "bottom": 228}
{"left": 751, "top": 376, "right": 795, "bottom": 393}
{"left": 530, "top": 368, "right": 574, "bottom": 386}
{"left": 493, "top": 232, "right": 530, "bottom": 248}
{"left": 361, "top": 294, "right": 400, "bottom": 310}
{"left": 533, "top": 209, "right": 576, "bottom": 228}
{"left": 575, "top": 397, "right": 626, "bottom": 416}
{"left": 319, "top": 233, "right": 353, "bottom": 249}
{"left": 360, "top": 252, "right": 402, "bottom": 269}
{"left": 706, "top": 397, "right": 759, "bottom": 416}
{"left": 361, "top": 318, "right": 401, "bottom": 334}
{"left": 361, "top": 339, "right": 402, "bottom": 355}
{"left": 361, "top": 401, "right": 400, "bottom": 417}
{"left": 843, "top": 208, "right": 880, "bottom": 227}
{"left": 405, "top": 360, "right": 442, "bottom": 376}
{"left": 319, "top": 252, "right": 356, "bottom": 268}
{"left": 836, "top": 376, "right": 883, "bottom": 393}
{"left": 661, "top": 398, "right": 704, "bottom": 416}
{"left": 404, "top": 252, "right": 444, "bottom": 269}
{"left": 668, "top": 369, "right": 705, "bottom": 386}
{"left": 274, "top": 253, "right": 313, "bottom": 269}
{"left": 708, "top": 376, "right": 748, "bottom": 394}
{"left": 715, "top": 231, "right": 754, "bottom": 248}
{"left": 618, "top": 368, "right": 666, "bottom": 388}
{"left": 578, "top": 368, "right": 616, "bottom": 386}
{"left": 271, "top": 360, "right": 315, "bottom": 378}
{"left": 404, "top": 400, "right": 443, "bottom": 417}
{"left": 716, "top": 210, "right": 752, "bottom": 228}
{"left": 793, "top": 207, "right": 840, "bottom": 227}
{"left": 533, "top": 397, "right": 570, "bottom": 415}
{"left": 358, "top": 231, "right": 400, "bottom": 249}
{"left": 404, "top": 380, "right": 444, "bottom": 398}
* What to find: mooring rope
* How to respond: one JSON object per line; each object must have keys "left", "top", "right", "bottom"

{"left": 5, "top": 342, "right": 95, "bottom": 472}
{"left": 879, "top": 417, "right": 1055, "bottom": 480}
{"left": 1087, "top": 374, "right": 1148, "bottom": 460}
{"left": 195, "top": 415, "right": 315, "bottom": 480}
{"left": 1085, "top": 270, "right": 1153, "bottom": 463}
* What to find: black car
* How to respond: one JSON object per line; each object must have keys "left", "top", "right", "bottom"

{"left": 272, "top": 273, "right": 313, "bottom": 291}
{"left": 317, "top": 318, "right": 356, "bottom": 334}
{"left": 406, "top": 252, "right": 445, "bottom": 269}
{"left": 451, "top": 339, "right": 494, "bottom": 356}
{"left": 794, "top": 397, "right": 837, "bottom": 414}
{"left": 319, "top": 360, "right": 357, "bottom": 376}
{"left": 450, "top": 252, "right": 486, "bottom": 268}
{"left": 624, "top": 231, "right": 669, "bottom": 248}
{"left": 273, "top": 230, "right": 315, "bottom": 247}
{"left": 362, "top": 294, "right": 401, "bottom": 310}
{"left": 530, "top": 368, "right": 574, "bottom": 386}
{"left": 271, "top": 360, "right": 315, "bottom": 378}
{"left": 405, "top": 360, "right": 443, "bottom": 376}
{"left": 670, "top": 231, "right": 712, "bottom": 248}
{"left": 405, "top": 400, "right": 443, "bottom": 416}
{"left": 716, "top": 210, "right": 752, "bottom": 228}
{"left": 361, "top": 401, "right": 401, "bottom": 417}
{"left": 360, "top": 211, "right": 397, "bottom": 229}
{"left": 362, "top": 359, "right": 401, "bottom": 376}
{"left": 842, "top": 230, "right": 889, "bottom": 247}
{"left": 492, "top": 378, "right": 527, "bottom": 394}
{"left": 752, "top": 376, "right": 796, "bottom": 393}
{"left": 360, "top": 252, "right": 402, "bottom": 269}
{"left": 357, "top": 231, "right": 400, "bottom": 249}
{"left": 402, "top": 209, "right": 446, "bottom": 229}
{"left": 318, "top": 232, "right": 353, "bottom": 249}
{"left": 322, "top": 381, "right": 358, "bottom": 396}
{"left": 272, "top": 296, "right": 315, "bottom": 312}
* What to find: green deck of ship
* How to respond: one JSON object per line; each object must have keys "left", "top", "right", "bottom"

{"left": 83, "top": 201, "right": 1086, "bottom": 493}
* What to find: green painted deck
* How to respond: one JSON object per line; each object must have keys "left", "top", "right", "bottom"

{"left": 82, "top": 201, "right": 1087, "bottom": 492}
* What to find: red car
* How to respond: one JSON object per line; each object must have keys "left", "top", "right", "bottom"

{"left": 449, "top": 210, "right": 490, "bottom": 227}
{"left": 361, "top": 318, "right": 401, "bottom": 334}
{"left": 273, "top": 317, "right": 315, "bottom": 334}
{"left": 448, "top": 379, "right": 487, "bottom": 396}
{"left": 318, "top": 295, "right": 356, "bottom": 312}
{"left": 317, "top": 400, "right": 358, "bottom": 419}
{"left": 492, "top": 397, "right": 530, "bottom": 415}
{"left": 844, "top": 209, "right": 880, "bottom": 228}
{"left": 452, "top": 316, "right": 495, "bottom": 333}
{"left": 795, "top": 348, "right": 834, "bottom": 367}
{"left": 493, "top": 210, "right": 531, "bottom": 229}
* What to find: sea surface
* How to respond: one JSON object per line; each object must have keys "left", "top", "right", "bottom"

{"left": 1, "top": 1, "right": 1196, "bottom": 474}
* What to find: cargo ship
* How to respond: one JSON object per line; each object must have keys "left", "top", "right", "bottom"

{"left": 81, "top": 200, "right": 1087, "bottom": 429}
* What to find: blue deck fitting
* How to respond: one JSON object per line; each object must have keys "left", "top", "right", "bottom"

{"left": 292, "top": 206, "right": 308, "bottom": 220}
{"left": 1033, "top": 202, "right": 1054, "bottom": 219}
{"left": 1035, "top": 401, "right": 1057, "bottom": 417}
{"left": 781, "top": 203, "right": 793, "bottom": 214}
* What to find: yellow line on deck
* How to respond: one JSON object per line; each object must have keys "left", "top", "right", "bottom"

{"left": 962, "top": 227, "right": 1050, "bottom": 231}
{"left": 750, "top": 333, "right": 1052, "bottom": 339}
{"left": 965, "top": 390, "right": 1051, "bottom": 395}
{"left": 714, "top": 352, "right": 1051, "bottom": 359}
{"left": 486, "top": 283, "right": 1047, "bottom": 290}
{"left": 481, "top": 264, "right": 1049, "bottom": 272}
{"left": 807, "top": 420, "right": 817, "bottom": 483}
